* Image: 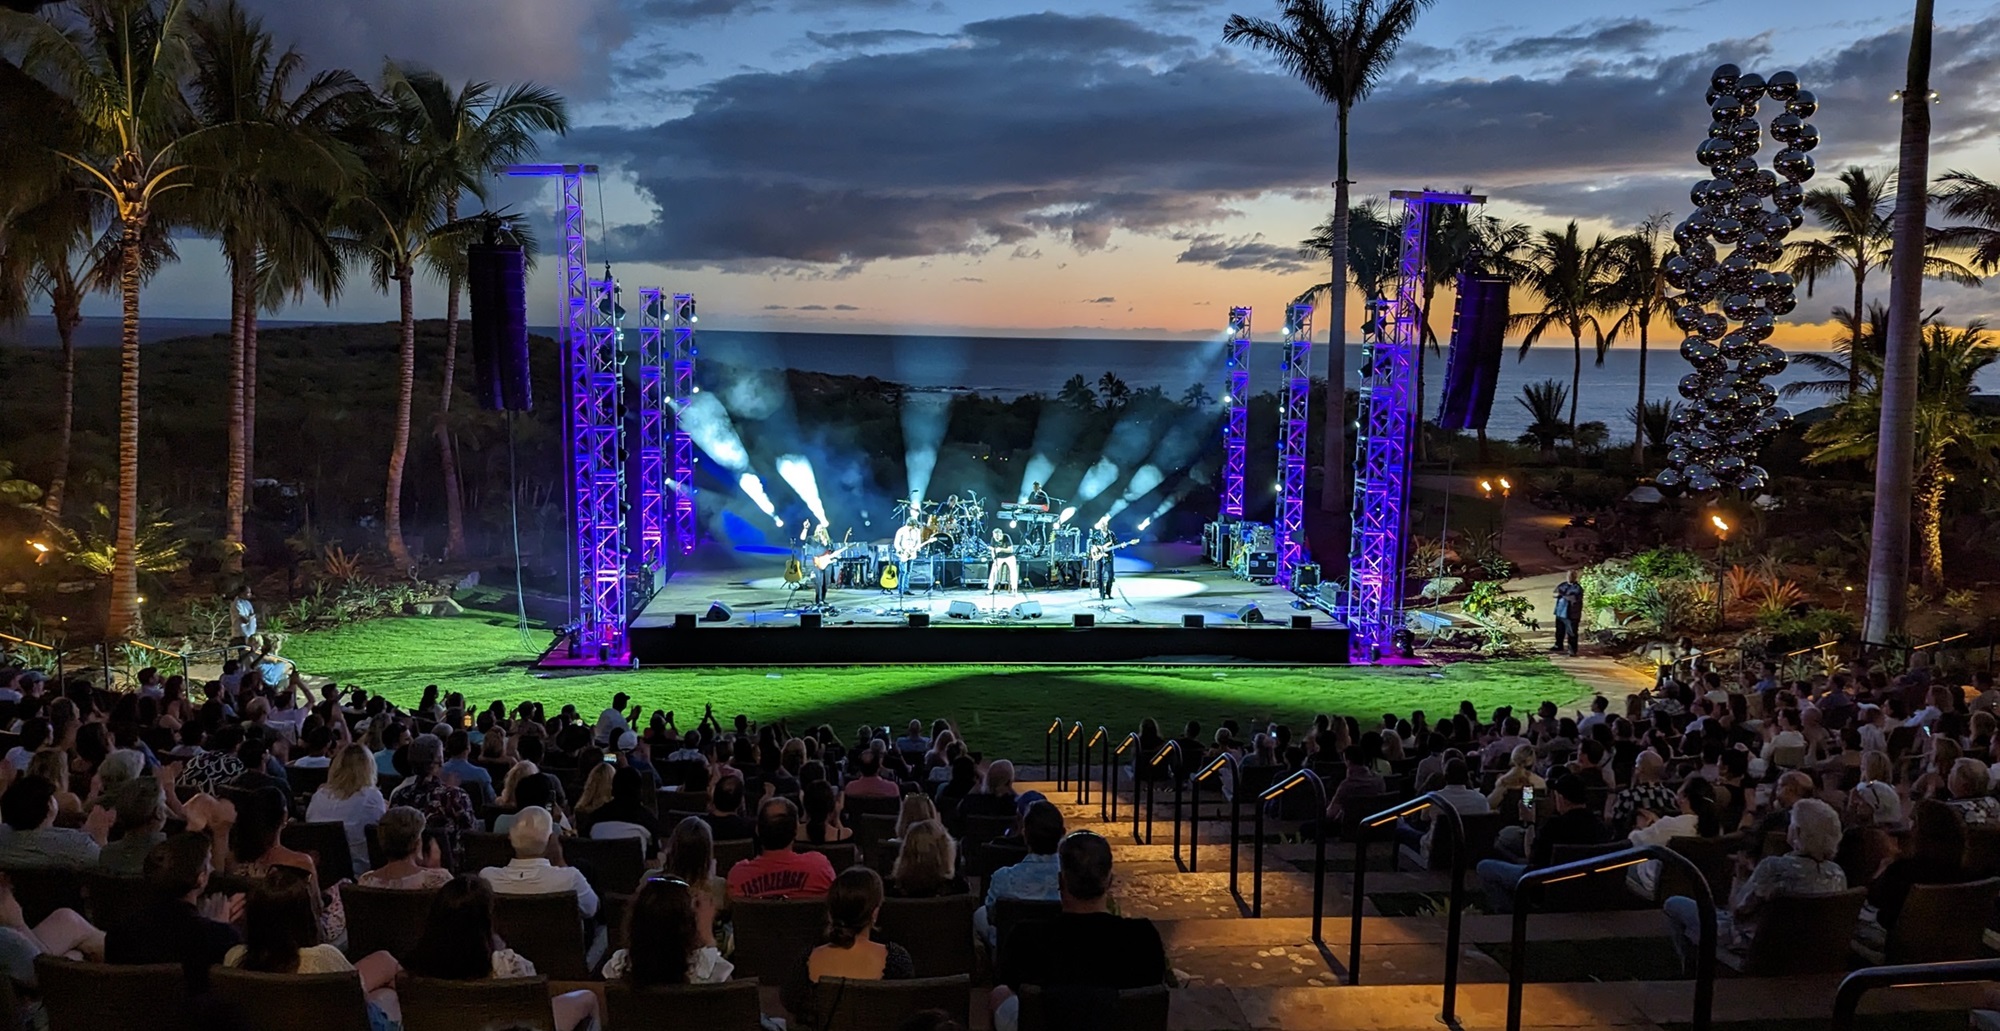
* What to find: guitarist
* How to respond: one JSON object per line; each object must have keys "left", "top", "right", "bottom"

{"left": 811, "top": 527, "right": 848, "bottom": 607}
{"left": 1088, "top": 525, "right": 1119, "bottom": 600}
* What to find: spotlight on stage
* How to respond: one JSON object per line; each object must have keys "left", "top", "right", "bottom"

{"left": 1137, "top": 518, "right": 1151, "bottom": 531}
{"left": 1076, "top": 458, "right": 1120, "bottom": 504}
{"left": 680, "top": 394, "right": 749, "bottom": 472}
{"left": 1019, "top": 455, "right": 1056, "bottom": 501}
{"left": 738, "top": 474, "right": 780, "bottom": 523}
{"left": 775, "top": 455, "right": 827, "bottom": 526}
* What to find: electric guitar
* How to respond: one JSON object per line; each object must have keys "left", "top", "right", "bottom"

{"left": 1088, "top": 538, "right": 1140, "bottom": 562}
{"left": 892, "top": 524, "right": 925, "bottom": 563}
{"left": 814, "top": 530, "right": 860, "bottom": 571}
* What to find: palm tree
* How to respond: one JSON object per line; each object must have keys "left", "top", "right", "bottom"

{"left": 1627, "top": 399, "right": 1678, "bottom": 451}
{"left": 1180, "top": 382, "right": 1216, "bottom": 408}
{"left": 6, "top": 0, "right": 209, "bottom": 637}
{"left": 1508, "top": 222, "right": 1619, "bottom": 439}
{"left": 185, "top": 0, "right": 363, "bottom": 573}
{"left": 1296, "top": 198, "right": 1401, "bottom": 312}
{"left": 1934, "top": 170, "right": 2000, "bottom": 271}
{"left": 1607, "top": 214, "right": 1672, "bottom": 463}
{"left": 1096, "top": 371, "right": 1131, "bottom": 409}
{"left": 1808, "top": 320, "right": 1997, "bottom": 590}
{"left": 1058, "top": 374, "right": 1095, "bottom": 409}
{"left": 1865, "top": 0, "right": 1938, "bottom": 640}
{"left": 340, "top": 89, "right": 456, "bottom": 571}
{"left": 1786, "top": 165, "right": 1979, "bottom": 399}
{"left": 1781, "top": 301, "right": 1947, "bottom": 399}
{"left": 1225, "top": 0, "right": 1436, "bottom": 517}
{"left": 1515, "top": 379, "right": 1569, "bottom": 461}
{"left": 383, "top": 68, "right": 567, "bottom": 559}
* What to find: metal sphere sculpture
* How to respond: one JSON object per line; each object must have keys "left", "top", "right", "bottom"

{"left": 1657, "top": 65, "right": 1819, "bottom": 494}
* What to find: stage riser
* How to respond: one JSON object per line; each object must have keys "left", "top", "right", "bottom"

{"left": 626, "top": 624, "right": 1351, "bottom": 666}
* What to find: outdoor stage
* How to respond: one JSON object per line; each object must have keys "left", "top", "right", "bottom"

{"left": 625, "top": 541, "right": 1349, "bottom": 666}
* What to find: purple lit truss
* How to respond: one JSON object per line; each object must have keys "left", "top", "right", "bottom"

{"left": 1222, "top": 307, "right": 1251, "bottom": 520}
{"left": 1277, "top": 303, "right": 1312, "bottom": 588}
{"left": 671, "top": 294, "right": 699, "bottom": 555}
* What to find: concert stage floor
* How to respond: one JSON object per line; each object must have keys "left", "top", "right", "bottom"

{"left": 627, "top": 542, "right": 1349, "bottom": 666}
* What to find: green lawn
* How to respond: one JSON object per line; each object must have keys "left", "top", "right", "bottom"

{"left": 284, "top": 610, "right": 1591, "bottom": 758}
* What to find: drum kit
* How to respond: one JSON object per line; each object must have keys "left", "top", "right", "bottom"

{"left": 889, "top": 491, "right": 1005, "bottom": 561}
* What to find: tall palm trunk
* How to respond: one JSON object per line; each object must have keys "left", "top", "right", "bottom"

{"left": 1915, "top": 459, "right": 1945, "bottom": 591}
{"left": 1849, "top": 267, "right": 1866, "bottom": 396}
{"left": 438, "top": 197, "right": 467, "bottom": 559}
{"left": 44, "top": 302, "right": 79, "bottom": 522}
{"left": 107, "top": 216, "right": 144, "bottom": 639}
{"left": 1415, "top": 277, "right": 1437, "bottom": 463}
{"left": 243, "top": 297, "right": 257, "bottom": 513}
{"left": 1632, "top": 321, "right": 1650, "bottom": 463}
{"left": 223, "top": 253, "right": 247, "bottom": 574}
{"left": 1317, "top": 104, "right": 1351, "bottom": 525}
{"left": 1567, "top": 330, "right": 1582, "bottom": 438}
{"left": 385, "top": 268, "right": 418, "bottom": 570}
{"left": 1865, "top": 0, "right": 1935, "bottom": 642}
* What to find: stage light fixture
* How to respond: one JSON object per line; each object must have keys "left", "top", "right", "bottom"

{"left": 1137, "top": 518, "right": 1151, "bottom": 531}
{"left": 595, "top": 264, "right": 626, "bottom": 321}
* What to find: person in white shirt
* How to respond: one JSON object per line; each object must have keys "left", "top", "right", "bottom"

{"left": 478, "top": 806, "right": 600, "bottom": 921}
{"left": 230, "top": 586, "right": 258, "bottom": 650}
{"left": 1577, "top": 696, "right": 1610, "bottom": 737}
{"left": 1397, "top": 759, "right": 1492, "bottom": 863}
{"left": 1626, "top": 775, "right": 1719, "bottom": 897}
{"left": 1857, "top": 705, "right": 1888, "bottom": 754}
{"left": 306, "top": 744, "right": 388, "bottom": 878}
{"left": 594, "top": 693, "right": 633, "bottom": 748}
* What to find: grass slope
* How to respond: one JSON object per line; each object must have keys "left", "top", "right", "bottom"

{"left": 286, "top": 610, "right": 1589, "bottom": 757}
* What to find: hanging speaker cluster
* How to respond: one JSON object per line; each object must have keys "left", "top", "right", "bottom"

{"left": 1436, "top": 273, "right": 1509, "bottom": 432}
{"left": 469, "top": 242, "right": 533, "bottom": 412}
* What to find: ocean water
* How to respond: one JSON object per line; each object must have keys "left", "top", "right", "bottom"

{"left": 1, "top": 314, "right": 1877, "bottom": 442}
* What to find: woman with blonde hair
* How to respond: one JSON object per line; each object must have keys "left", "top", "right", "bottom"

{"left": 28, "top": 751, "right": 80, "bottom": 814}
{"left": 888, "top": 819, "right": 964, "bottom": 897}
{"left": 895, "top": 794, "right": 939, "bottom": 839}
{"left": 498, "top": 761, "right": 542, "bottom": 808}
{"left": 1487, "top": 744, "right": 1547, "bottom": 808}
{"left": 308, "top": 743, "right": 388, "bottom": 877}
{"left": 574, "top": 763, "right": 616, "bottom": 819}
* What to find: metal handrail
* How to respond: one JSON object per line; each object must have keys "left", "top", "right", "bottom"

{"left": 1352, "top": 793, "right": 1467, "bottom": 1017}
{"left": 1044, "top": 717, "right": 1063, "bottom": 790}
{"left": 0, "top": 631, "right": 56, "bottom": 653}
{"left": 1068, "top": 722, "right": 1085, "bottom": 804}
{"left": 1145, "top": 741, "right": 1180, "bottom": 847}
{"left": 1506, "top": 844, "right": 1715, "bottom": 1031}
{"left": 1084, "top": 727, "right": 1107, "bottom": 809}
{"left": 1250, "top": 769, "right": 1327, "bottom": 933}
{"left": 1109, "top": 732, "right": 1137, "bottom": 829}
{"left": 1830, "top": 958, "right": 2000, "bottom": 1031}
{"left": 1188, "top": 752, "right": 1238, "bottom": 875}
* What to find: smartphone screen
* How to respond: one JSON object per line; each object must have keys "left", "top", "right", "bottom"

{"left": 602, "top": 752, "right": 618, "bottom": 764}
{"left": 462, "top": 713, "right": 473, "bottom": 728}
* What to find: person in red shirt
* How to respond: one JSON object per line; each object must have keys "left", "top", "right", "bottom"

{"left": 726, "top": 797, "right": 836, "bottom": 900}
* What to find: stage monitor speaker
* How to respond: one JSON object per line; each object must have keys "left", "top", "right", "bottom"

{"left": 1073, "top": 614, "right": 1094, "bottom": 628}
{"left": 1436, "top": 273, "right": 1509, "bottom": 431}
{"left": 962, "top": 561, "right": 991, "bottom": 586}
{"left": 1011, "top": 600, "right": 1043, "bottom": 619}
{"left": 673, "top": 613, "right": 697, "bottom": 630}
{"left": 1236, "top": 604, "right": 1264, "bottom": 624}
{"left": 800, "top": 613, "right": 822, "bottom": 629}
{"left": 908, "top": 613, "right": 930, "bottom": 628}
{"left": 702, "top": 602, "right": 733, "bottom": 623}
{"left": 1291, "top": 614, "right": 1314, "bottom": 630}
{"left": 467, "top": 241, "right": 532, "bottom": 412}
{"left": 946, "top": 601, "right": 977, "bottom": 620}
{"left": 1182, "top": 614, "right": 1205, "bottom": 629}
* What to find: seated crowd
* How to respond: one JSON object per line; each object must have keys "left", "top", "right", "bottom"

{"left": 0, "top": 670, "right": 1171, "bottom": 1030}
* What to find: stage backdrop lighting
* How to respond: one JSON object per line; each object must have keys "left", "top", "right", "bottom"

{"left": 1018, "top": 455, "right": 1056, "bottom": 502}
{"left": 680, "top": 394, "right": 750, "bottom": 472}
{"left": 775, "top": 455, "right": 827, "bottom": 526}
{"left": 738, "top": 473, "right": 780, "bottom": 524}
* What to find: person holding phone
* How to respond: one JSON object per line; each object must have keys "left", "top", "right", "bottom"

{"left": 1475, "top": 775, "right": 1613, "bottom": 911}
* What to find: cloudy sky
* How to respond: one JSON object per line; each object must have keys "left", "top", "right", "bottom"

{"left": 107, "top": 0, "right": 2000, "bottom": 345}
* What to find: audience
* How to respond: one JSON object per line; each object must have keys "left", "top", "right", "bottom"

{"left": 387, "top": 733, "right": 476, "bottom": 868}
{"left": 726, "top": 798, "right": 836, "bottom": 900}
{"left": 975, "top": 800, "right": 1064, "bottom": 947}
{"left": 307, "top": 742, "right": 388, "bottom": 878}
{"left": 403, "top": 876, "right": 599, "bottom": 1031}
{"left": 780, "top": 865, "right": 914, "bottom": 1023}
{"left": 991, "top": 830, "right": 1168, "bottom": 1031}
{"left": 1665, "top": 798, "right": 1847, "bottom": 968}
{"left": 104, "top": 833, "right": 242, "bottom": 988}
{"left": 889, "top": 819, "right": 964, "bottom": 898}
{"left": 603, "top": 875, "right": 731, "bottom": 984}
{"left": 226, "top": 868, "right": 402, "bottom": 1023}
{"left": 0, "top": 775, "right": 109, "bottom": 869}
{"left": 478, "top": 806, "right": 599, "bottom": 921}
{"left": 358, "top": 806, "right": 455, "bottom": 891}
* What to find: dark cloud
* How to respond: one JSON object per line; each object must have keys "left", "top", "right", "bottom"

{"left": 834, "top": 304, "right": 861, "bottom": 310}
{"left": 1084, "top": 296, "right": 1117, "bottom": 304}
{"left": 806, "top": 29, "right": 954, "bottom": 50}
{"left": 579, "top": 11, "right": 2000, "bottom": 272}
{"left": 1173, "top": 232, "right": 1312, "bottom": 274}
{"left": 634, "top": 0, "right": 765, "bottom": 19}
{"left": 1489, "top": 18, "right": 1669, "bottom": 63}
{"left": 762, "top": 304, "right": 789, "bottom": 310}
{"left": 247, "top": 0, "right": 628, "bottom": 93}
{"left": 1140, "top": 0, "right": 1217, "bottom": 13}
{"left": 797, "top": 304, "right": 829, "bottom": 310}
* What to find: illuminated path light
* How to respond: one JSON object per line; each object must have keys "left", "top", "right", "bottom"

{"left": 776, "top": 455, "right": 827, "bottom": 527}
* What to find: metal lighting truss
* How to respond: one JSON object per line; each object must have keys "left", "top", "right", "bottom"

{"left": 636, "top": 289, "right": 668, "bottom": 573}
{"left": 1222, "top": 307, "right": 1251, "bottom": 520}
{"left": 504, "top": 163, "right": 628, "bottom": 663}
{"left": 1277, "top": 303, "right": 1313, "bottom": 588}
{"left": 1345, "top": 189, "right": 1480, "bottom": 658}
{"left": 671, "top": 294, "right": 699, "bottom": 555}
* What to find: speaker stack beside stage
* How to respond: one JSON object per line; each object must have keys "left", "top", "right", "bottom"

{"left": 468, "top": 236, "right": 533, "bottom": 413}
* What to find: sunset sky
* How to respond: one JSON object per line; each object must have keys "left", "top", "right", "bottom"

{"left": 94, "top": 0, "right": 2000, "bottom": 347}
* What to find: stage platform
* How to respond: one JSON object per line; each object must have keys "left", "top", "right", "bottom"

{"left": 623, "top": 541, "right": 1349, "bottom": 666}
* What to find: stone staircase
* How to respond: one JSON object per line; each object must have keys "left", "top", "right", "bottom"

{"left": 1013, "top": 777, "right": 1991, "bottom": 1030}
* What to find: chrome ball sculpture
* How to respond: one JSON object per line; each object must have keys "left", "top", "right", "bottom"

{"left": 1658, "top": 65, "right": 1818, "bottom": 494}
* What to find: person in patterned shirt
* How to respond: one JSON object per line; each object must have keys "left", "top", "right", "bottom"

{"left": 389, "top": 734, "right": 476, "bottom": 867}
{"left": 1664, "top": 797, "right": 1846, "bottom": 965}
{"left": 1607, "top": 749, "right": 1679, "bottom": 833}
{"left": 175, "top": 726, "right": 248, "bottom": 795}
